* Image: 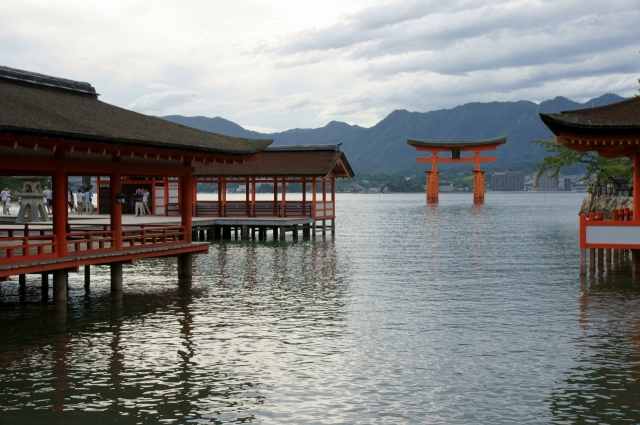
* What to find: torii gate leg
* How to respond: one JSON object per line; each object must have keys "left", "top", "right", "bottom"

{"left": 473, "top": 171, "right": 486, "bottom": 204}
{"left": 425, "top": 171, "right": 439, "bottom": 204}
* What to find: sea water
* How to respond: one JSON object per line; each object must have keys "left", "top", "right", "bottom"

{"left": 1, "top": 192, "right": 639, "bottom": 424}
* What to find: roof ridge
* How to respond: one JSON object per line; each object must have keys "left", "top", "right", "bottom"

{"left": 0, "top": 65, "right": 98, "bottom": 97}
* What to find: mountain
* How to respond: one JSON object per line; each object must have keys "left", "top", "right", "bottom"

{"left": 160, "top": 93, "right": 626, "bottom": 175}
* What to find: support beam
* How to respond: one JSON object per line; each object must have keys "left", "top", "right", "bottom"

{"left": 52, "top": 167, "right": 68, "bottom": 256}
{"left": 84, "top": 265, "right": 90, "bottom": 293}
{"left": 110, "top": 163, "right": 123, "bottom": 251}
{"left": 279, "top": 226, "right": 285, "bottom": 240}
{"left": 53, "top": 270, "right": 67, "bottom": 302}
{"left": 579, "top": 248, "right": 587, "bottom": 275}
{"left": 597, "top": 248, "right": 604, "bottom": 269}
{"left": 110, "top": 262, "right": 123, "bottom": 293}
{"left": 178, "top": 253, "right": 193, "bottom": 278}
{"left": 181, "top": 170, "right": 194, "bottom": 243}
{"left": 41, "top": 273, "right": 49, "bottom": 301}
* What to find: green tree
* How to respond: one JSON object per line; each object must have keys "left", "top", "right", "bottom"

{"left": 532, "top": 138, "right": 632, "bottom": 195}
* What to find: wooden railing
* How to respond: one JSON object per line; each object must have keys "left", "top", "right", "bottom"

{"left": 580, "top": 209, "right": 639, "bottom": 249}
{"left": 67, "top": 228, "right": 115, "bottom": 253}
{"left": 0, "top": 233, "right": 58, "bottom": 264}
{"left": 122, "top": 225, "right": 187, "bottom": 248}
{"left": 193, "top": 200, "right": 328, "bottom": 219}
{"left": 0, "top": 224, "right": 187, "bottom": 265}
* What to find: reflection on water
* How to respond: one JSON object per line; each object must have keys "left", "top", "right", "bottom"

{"left": 1, "top": 193, "right": 640, "bottom": 423}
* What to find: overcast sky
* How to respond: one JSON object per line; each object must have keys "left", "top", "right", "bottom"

{"left": 2, "top": 0, "right": 639, "bottom": 132}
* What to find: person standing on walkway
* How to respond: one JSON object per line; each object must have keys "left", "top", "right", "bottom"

{"left": 1, "top": 187, "right": 10, "bottom": 205}
{"left": 134, "top": 189, "right": 143, "bottom": 216}
{"left": 76, "top": 190, "right": 84, "bottom": 215}
{"left": 85, "top": 190, "right": 93, "bottom": 214}
{"left": 43, "top": 186, "right": 52, "bottom": 214}
{"left": 142, "top": 189, "right": 151, "bottom": 215}
{"left": 3, "top": 192, "right": 10, "bottom": 215}
{"left": 68, "top": 191, "right": 75, "bottom": 213}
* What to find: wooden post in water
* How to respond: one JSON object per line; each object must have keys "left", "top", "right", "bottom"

{"left": 178, "top": 253, "right": 193, "bottom": 278}
{"left": 241, "top": 225, "right": 249, "bottom": 240}
{"left": 589, "top": 249, "right": 596, "bottom": 271}
{"left": 110, "top": 262, "right": 123, "bottom": 293}
{"left": 597, "top": 248, "right": 604, "bottom": 270}
{"left": 84, "top": 265, "right": 90, "bottom": 293}
{"left": 41, "top": 273, "right": 49, "bottom": 301}
{"left": 579, "top": 249, "right": 587, "bottom": 275}
{"left": 633, "top": 250, "right": 640, "bottom": 276}
{"left": 53, "top": 270, "right": 67, "bottom": 302}
{"left": 19, "top": 274, "right": 26, "bottom": 293}
{"left": 279, "top": 226, "right": 285, "bottom": 241}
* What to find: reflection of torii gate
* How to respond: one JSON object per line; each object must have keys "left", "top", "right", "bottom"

{"left": 407, "top": 137, "right": 507, "bottom": 204}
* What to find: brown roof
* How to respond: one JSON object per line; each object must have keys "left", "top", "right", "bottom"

{"left": 193, "top": 145, "right": 354, "bottom": 178}
{"left": 0, "top": 66, "right": 272, "bottom": 156}
{"left": 540, "top": 96, "right": 640, "bottom": 137}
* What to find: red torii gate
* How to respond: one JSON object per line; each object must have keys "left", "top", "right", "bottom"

{"left": 407, "top": 137, "right": 507, "bottom": 204}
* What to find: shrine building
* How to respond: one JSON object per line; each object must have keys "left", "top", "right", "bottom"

{"left": 0, "top": 65, "right": 271, "bottom": 300}
{"left": 539, "top": 96, "right": 640, "bottom": 274}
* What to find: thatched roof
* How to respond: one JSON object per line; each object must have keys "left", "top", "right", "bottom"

{"left": 193, "top": 144, "right": 354, "bottom": 178}
{"left": 0, "top": 66, "right": 272, "bottom": 156}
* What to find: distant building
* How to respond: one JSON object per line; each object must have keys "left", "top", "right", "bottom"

{"left": 491, "top": 171, "right": 524, "bottom": 191}
{"left": 536, "top": 174, "right": 559, "bottom": 191}
{"left": 439, "top": 184, "right": 455, "bottom": 192}
{"left": 563, "top": 177, "right": 572, "bottom": 191}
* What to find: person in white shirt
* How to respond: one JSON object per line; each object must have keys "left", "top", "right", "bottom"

{"left": 1, "top": 187, "right": 10, "bottom": 204}
{"left": 142, "top": 189, "right": 151, "bottom": 215}
{"left": 3, "top": 194, "right": 10, "bottom": 215}
{"left": 43, "top": 186, "right": 52, "bottom": 214}
{"left": 76, "top": 190, "right": 85, "bottom": 215}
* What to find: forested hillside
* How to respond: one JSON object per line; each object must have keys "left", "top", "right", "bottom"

{"left": 161, "top": 93, "right": 624, "bottom": 175}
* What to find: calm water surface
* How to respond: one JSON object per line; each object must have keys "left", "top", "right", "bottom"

{"left": 1, "top": 193, "right": 640, "bottom": 424}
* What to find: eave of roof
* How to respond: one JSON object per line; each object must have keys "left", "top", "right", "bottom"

{"left": 407, "top": 136, "right": 507, "bottom": 149}
{"left": 539, "top": 96, "right": 640, "bottom": 137}
{"left": 193, "top": 145, "right": 354, "bottom": 178}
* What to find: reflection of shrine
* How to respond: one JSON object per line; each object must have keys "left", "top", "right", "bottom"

{"left": 548, "top": 275, "right": 640, "bottom": 422}
{"left": 407, "top": 137, "right": 507, "bottom": 204}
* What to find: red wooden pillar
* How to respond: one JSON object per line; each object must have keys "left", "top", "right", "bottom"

{"left": 312, "top": 178, "right": 317, "bottom": 218}
{"left": 273, "top": 178, "right": 278, "bottom": 216}
{"left": 251, "top": 178, "right": 256, "bottom": 216}
{"left": 635, "top": 154, "right": 640, "bottom": 221}
{"left": 245, "top": 180, "right": 250, "bottom": 216}
{"left": 221, "top": 179, "right": 227, "bottom": 217}
{"left": 302, "top": 178, "right": 307, "bottom": 215}
{"left": 281, "top": 177, "right": 287, "bottom": 217}
{"left": 192, "top": 178, "right": 198, "bottom": 216}
{"left": 426, "top": 171, "right": 439, "bottom": 204}
{"left": 473, "top": 170, "right": 486, "bottom": 204}
{"left": 322, "top": 178, "right": 327, "bottom": 214}
{"left": 53, "top": 167, "right": 67, "bottom": 256}
{"left": 330, "top": 177, "right": 336, "bottom": 218}
{"left": 111, "top": 165, "right": 123, "bottom": 251}
{"left": 181, "top": 170, "right": 193, "bottom": 243}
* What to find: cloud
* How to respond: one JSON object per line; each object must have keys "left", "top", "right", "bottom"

{"left": 126, "top": 90, "right": 200, "bottom": 114}
{"left": 1, "top": 0, "right": 638, "bottom": 131}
